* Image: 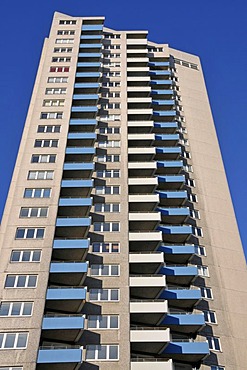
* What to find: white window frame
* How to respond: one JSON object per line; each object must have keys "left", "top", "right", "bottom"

{"left": 5, "top": 275, "right": 38, "bottom": 289}
{"left": 85, "top": 344, "right": 119, "bottom": 361}
{"left": 204, "top": 310, "right": 217, "bottom": 324}
{"left": 197, "top": 265, "right": 209, "bottom": 277}
{"left": 10, "top": 250, "right": 41, "bottom": 263}
{"left": 52, "top": 57, "right": 71, "bottom": 63}
{"left": 40, "top": 112, "right": 63, "bottom": 119}
{"left": 207, "top": 336, "right": 222, "bottom": 351}
{"left": 89, "top": 289, "right": 119, "bottom": 302}
{"left": 99, "top": 127, "right": 120, "bottom": 134}
{"left": 190, "top": 209, "right": 200, "bottom": 219}
{"left": 0, "top": 367, "right": 23, "bottom": 370}
{"left": 53, "top": 47, "right": 73, "bottom": 53}
{"left": 34, "top": 139, "right": 58, "bottom": 147}
{"left": 28, "top": 171, "right": 54, "bottom": 180}
{"left": 47, "top": 77, "right": 68, "bottom": 83}
{"left": 31, "top": 154, "right": 56, "bottom": 163}
{"left": 188, "top": 193, "right": 198, "bottom": 202}
{"left": 193, "top": 227, "right": 203, "bottom": 237}
{"left": 15, "top": 228, "right": 45, "bottom": 239}
{"left": 59, "top": 20, "right": 76, "bottom": 25}
{"left": 23, "top": 188, "right": 51, "bottom": 198}
{"left": 91, "top": 242, "right": 120, "bottom": 253}
{"left": 19, "top": 207, "right": 48, "bottom": 218}
{"left": 87, "top": 315, "right": 119, "bottom": 329}
{"left": 93, "top": 222, "right": 120, "bottom": 232}
{"left": 94, "top": 203, "right": 120, "bottom": 213}
{"left": 55, "top": 38, "right": 74, "bottom": 44}
{"left": 96, "top": 170, "right": 120, "bottom": 178}
{"left": 0, "top": 302, "right": 33, "bottom": 317}
{"left": 97, "top": 155, "right": 120, "bottom": 163}
{"left": 200, "top": 287, "right": 213, "bottom": 300}
{"left": 0, "top": 332, "right": 28, "bottom": 349}
{"left": 194, "top": 245, "right": 206, "bottom": 256}
{"left": 57, "top": 30, "right": 75, "bottom": 35}
{"left": 91, "top": 265, "right": 120, "bottom": 276}
{"left": 98, "top": 141, "right": 120, "bottom": 148}
{"left": 37, "top": 125, "right": 61, "bottom": 133}
{"left": 95, "top": 186, "right": 120, "bottom": 195}
{"left": 43, "top": 99, "right": 65, "bottom": 107}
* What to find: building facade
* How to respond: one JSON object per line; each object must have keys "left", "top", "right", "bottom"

{"left": 0, "top": 11, "right": 246, "bottom": 370}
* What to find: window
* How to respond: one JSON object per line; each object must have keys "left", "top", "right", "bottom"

{"left": 184, "top": 164, "right": 193, "bottom": 172}
{"left": 97, "top": 155, "right": 120, "bottom": 163}
{"left": 195, "top": 245, "right": 206, "bottom": 256}
{"left": 94, "top": 223, "right": 120, "bottom": 232}
{"left": 53, "top": 47, "right": 73, "bottom": 53}
{"left": 37, "top": 125, "right": 61, "bottom": 133}
{"left": 52, "top": 57, "right": 71, "bottom": 63}
{"left": 5, "top": 275, "right": 37, "bottom": 288}
{"left": 43, "top": 99, "right": 65, "bottom": 107}
{"left": 101, "top": 91, "right": 120, "bottom": 98}
{"left": 91, "top": 265, "right": 120, "bottom": 276}
{"left": 96, "top": 170, "right": 120, "bottom": 178}
{"left": 190, "top": 209, "right": 200, "bottom": 219}
{"left": 188, "top": 193, "right": 197, "bottom": 202}
{"left": 20, "top": 207, "right": 48, "bottom": 218}
{"left": 200, "top": 287, "right": 213, "bottom": 299}
{"left": 99, "top": 127, "right": 120, "bottom": 134}
{"left": 57, "top": 30, "right": 75, "bottom": 35}
{"left": 49, "top": 66, "right": 70, "bottom": 73}
{"left": 92, "top": 242, "right": 120, "bottom": 253}
{"left": 204, "top": 310, "right": 217, "bottom": 324}
{"left": 55, "top": 38, "right": 74, "bottom": 44}
{"left": 103, "top": 62, "right": 121, "bottom": 67}
{"left": 34, "top": 139, "right": 58, "bottom": 147}
{"left": 101, "top": 103, "right": 121, "bottom": 110}
{"left": 104, "top": 34, "right": 121, "bottom": 39}
{"left": 94, "top": 203, "right": 120, "bottom": 212}
{"left": 95, "top": 186, "right": 120, "bottom": 195}
{"left": 47, "top": 77, "right": 68, "bottom": 83}
{"left": 28, "top": 171, "right": 54, "bottom": 180}
{"left": 0, "top": 332, "right": 28, "bottom": 349}
{"left": 0, "top": 367, "right": 23, "bottom": 370}
{"left": 100, "top": 115, "right": 121, "bottom": 121}
{"left": 0, "top": 302, "right": 33, "bottom": 316}
{"left": 40, "top": 112, "right": 63, "bottom": 119}
{"left": 98, "top": 141, "right": 120, "bottom": 148}
{"left": 103, "top": 72, "right": 121, "bottom": 77}
{"left": 211, "top": 366, "right": 225, "bottom": 370}
{"left": 102, "top": 81, "right": 120, "bottom": 87}
{"left": 88, "top": 315, "right": 119, "bottom": 329}
{"left": 15, "top": 228, "right": 44, "bottom": 239}
{"left": 86, "top": 344, "right": 119, "bottom": 361}
{"left": 197, "top": 265, "right": 209, "bottom": 277}
{"left": 193, "top": 227, "right": 203, "bottom": 237}
{"left": 207, "top": 336, "right": 221, "bottom": 351}
{"left": 10, "top": 250, "right": 41, "bottom": 262}
{"left": 24, "top": 188, "right": 51, "bottom": 198}
{"left": 103, "top": 45, "right": 120, "bottom": 50}
{"left": 103, "top": 53, "right": 120, "bottom": 58}
{"left": 59, "top": 20, "right": 77, "bottom": 25}
{"left": 186, "top": 178, "right": 195, "bottom": 187}
{"left": 89, "top": 289, "right": 119, "bottom": 302}
{"left": 31, "top": 155, "right": 56, "bottom": 163}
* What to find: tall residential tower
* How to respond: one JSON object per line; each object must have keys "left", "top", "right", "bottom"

{"left": 0, "top": 12, "right": 246, "bottom": 370}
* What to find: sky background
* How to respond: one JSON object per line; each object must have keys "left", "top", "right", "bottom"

{"left": 0, "top": 0, "right": 246, "bottom": 259}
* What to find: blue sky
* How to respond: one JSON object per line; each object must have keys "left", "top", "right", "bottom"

{"left": 0, "top": 0, "right": 246, "bottom": 259}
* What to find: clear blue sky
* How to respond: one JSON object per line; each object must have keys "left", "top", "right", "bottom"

{"left": 0, "top": 0, "right": 246, "bottom": 259}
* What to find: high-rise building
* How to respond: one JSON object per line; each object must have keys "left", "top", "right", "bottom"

{"left": 0, "top": 11, "right": 246, "bottom": 370}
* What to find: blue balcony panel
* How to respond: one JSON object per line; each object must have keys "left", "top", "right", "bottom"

{"left": 158, "top": 207, "right": 190, "bottom": 217}
{"left": 162, "top": 341, "right": 209, "bottom": 361}
{"left": 77, "top": 63, "right": 101, "bottom": 69}
{"left": 46, "top": 287, "right": 87, "bottom": 301}
{"left": 68, "top": 132, "right": 96, "bottom": 140}
{"left": 53, "top": 239, "right": 89, "bottom": 249}
{"left": 61, "top": 179, "right": 94, "bottom": 188}
{"left": 69, "top": 118, "right": 97, "bottom": 126}
{"left": 160, "top": 244, "right": 196, "bottom": 255}
{"left": 150, "top": 70, "right": 171, "bottom": 76}
{"left": 154, "top": 122, "right": 178, "bottom": 129}
{"left": 66, "top": 147, "right": 95, "bottom": 155}
{"left": 76, "top": 72, "right": 101, "bottom": 78}
{"left": 59, "top": 198, "right": 92, "bottom": 207}
{"left": 158, "top": 175, "right": 185, "bottom": 183}
{"left": 158, "top": 225, "right": 192, "bottom": 235}
{"left": 153, "top": 111, "right": 177, "bottom": 117}
{"left": 71, "top": 106, "right": 98, "bottom": 113}
{"left": 153, "top": 100, "right": 175, "bottom": 105}
{"left": 150, "top": 80, "right": 173, "bottom": 85}
{"left": 151, "top": 89, "right": 174, "bottom": 95}
{"left": 158, "top": 190, "right": 187, "bottom": 199}
{"left": 160, "top": 265, "right": 198, "bottom": 277}
{"left": 149, "top": 62, "right": 170, "bottom": 67}
{"left": 80, "top": 35, "right": 102, "bottom": 40}
{"left": 74, "top": 82, "right": 100, "bottom": 88}
{"left": 73, "top": 94, "right": 99, "bottom": 100}
{"left": 63, "top": 163, "right": 94, "bottom": 171}
{"left": 155, "top": 134, "right": 179, "bottom": 141}
{"left": 161, "top": 313, "right": 205, "bottom": 327}
{"left": 37, "top": 347, "right": 83, "bottom": 365}
{"left": 160, "top": 288, "right": 201, "bottom": 301}
{"left": 79, "top": 43, "right": 102, "bottom": 48}
{"left": 157, "top": 160, "right": 183, "bottom": 168}
{"left": 50, "top": 262, "right": 88, "bottom": 274}
{"left": 78, "top": 53, "right": 101, "bottom": 58}
{"left": 156, "top": 147, "right": 181, "bottom": 155}
{"left": 56, "top": 217, "right": 91, "bottom": 227}
{"left": 42, "top": 315, "right": 85, "bottom": 331}
{"left": 81, "top": 24, "right": 103, "bottom": 31}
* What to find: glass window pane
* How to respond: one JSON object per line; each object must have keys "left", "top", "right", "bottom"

{"left": 28, "top": 276, "right": 37, "bottom": 287}
{"left": 11, "top": 251, "right": 21, "bottom": 262}
{"left": 5, "top": 276, "right": 15, "bottom": 287}
{"left": 27, "top": 229, "right": 35, "bottom": 238}
{"left": 112, "top": 223, "right": 119, "bottom": 231}
{"left": 103, "top": 223, "right": 110, "bottom": 231}
{"left": 46, "top": 171, "right": 53, "bottom": 179}
{"left": 11, "top": 303, "right": 21, "bottom": 316}
{"left": 88, "top": 316, "right": 97, "bottom": 328}
{"left": 0, "top": 334, "right": 3, "bottom": 347}
{"left": 17, "top": 276, "right": 26, "bottom": 287}
{"left": 16, "top": 229, "right": 25, "bottom": 238}
{"left": 34, "top": 189, "right": 42, "bottom": 197}
{"left": 113, "top": 187, "right": 119, "bottom": 194}
{"left": 94, "top": 223, "right": 101, "bottom": 232}
{"left": 23, "top": 302, "right": 33, "bottom": 315}
{"left": 16, "top": 333, "right": 27, "bottom": 348}
{"left": 109, "top": 345, "right": 118, "bottom": 359}
{"left": 0, "top": 303, "right": 10, "bottom": 316}
{"left": 98, "top": 316, "right": 107, "bottom": 328}
{"left": 36, "top": 229, "right": 44, "bottom": 238}
{"left": 110, "top": 316, "right": 118, "bottom": 328}
{"left": 111, "top": 290, "right": 118, "bottom": 301}
{"left": 92, "top": 243, "right": 100, "bottom": 252}
{"left": 32, "top": 251, "right": 41, "bottom": 262}
{"left": 100, "top": 290, "right": 108, "bottom": 301}
{"left": 111, "top": 266, "right": 119, "bottom": 276}
{"left": 102, "top": 243, "right": 110, "bottom": 252}
{"left": 98, "top": 345, "right": 107, "bottom": 359}
{"left": 20, "top": 208, "right": 29, "bottom": 217}
{"left": 101, "top": 265, "right": 109, "bottom": 275}
{"left": 22, "top": 252, "right": 31, "bottom": 261}
{"left": 89, "top": 290, "right": 98, "bottom": 301}
{"left": 37, "top": 172, "right": 44, "bottom": 179}
{"left": 86, "top": 346, "right": 95, "bottom": 360}
{"left": 43, "top": 189, "right": 51, "bottom": 198}
{"left": 5, "top": 333, "right": 15, "bottom": 348}
{"left": 40, "top": 208, "right": 48, "bottom": 217}
{"left": 24, "top": 189, "right": 32, "bottom": 198}
{"left": 30, "top": 208, "right": 38, "bottom": 217}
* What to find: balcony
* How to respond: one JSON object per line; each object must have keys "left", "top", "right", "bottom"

{"left": 158, "top": 225, "right": 193, "bottom": 243}
{"left": 128, "top": 147, "right": 156, "bottom": 161}
{"left": 128, "top": 133, "right": 154, "bottom": 147}
{"left": 52, "top": 238, "right": 89, "bottom": 261}
{"left": 130, "top": 274, "right": 166, "bottom": 299}
{"left": 129, "top": 212, "right": 161, "bottom": 231}
{"left": 130, "top": 299, "right": 167, "bottom": 325}
{"left": 129, "top": 231, "right": 162, "bottom": 252}
{"left": 61, "top": 179, "right": 93, "bottom": 198}
{"left": 42, "top": 314, "right": 85, "bottom": 341}
{"left": 65, "top": 147, "right": 95, "bottom": 161}
{"left": 157, "top": 175, "right": 185, "bottom": 190}
{"left": 128, "top": 162, "right": 156, "bottom": 177}
{"left": 129, "top": 252, "right": 163, "bottom": 274}
{"left": 158, "top": 207, "right": 190, "bottom": 224}
{"left": 49, "top": 262, "right": 88, "bottom": 285}
{"left": 160, "top": 264, "right": 198, "bottom": 285}
{"left": 131, "top": 358, "right": 173, "bottom": 370}
{"left": 150, "top": 80, "right": 173, "bottom": 86}
{"left": 154, "top": 122, "right": 178, "bottom": 134}
{"left": 37, "top": 346, "right": 83, "bottom": 370}
{"left": 55, "top": 217, "right": 91, "bottom": 239}
{"left": 129, "top": 177, "right": 158, "bottom": 194}
{"left": 130, "top": 327, "right": 170, "bottom": 354}
{"left": 150, "top": 70, "right": 171, "bottom": 76}
{"left": 58, "top": 197, "right": 92, "bottom": 217}
{"left": 82, "top": 24, "right": 103, "bottom": 30}
{"left": 67, "top": 132, "right": 96, "bottom": 147}
{"left": 151, "top": 89, "right": 174, "bottom": 96}
{"left": 149, "top": 61, "right": 170, "bottom": 67}
{"left": 79, "top": 44, "right": 102, "bottom": 49}
{"left": 161, "top": 312, "right": 205, "bottom": 334}
{"left": 46, "top": 287, "right": 87, "bottom": 312}
{"left": 162, "top": 341, "right": 209, "bottom": 363}
{"left": 63, "top": 162, "right": 94, "bottom": 171}
{"left": 129, "top": 194, "right": 159, "bottom": 211}
{"left": 156, "top": 160, "right": 183, "bottom": 175}
{"left": 160, "top": 244, "right": 196, "bottom": 264}
{"left": 153, "top": 100, "right": 175, "bottom": 106}
{"left": 69, "top": 118, "right": 97, "bottom": 129}
{"left": 155, "top": 134, "right": 179, "bottom": 146}
{"left": 155, "top": 147, "right": 181, "bottom": 160}
{"left": 73, "top": 93, "right": 99, "bottom": 100}
{"left": 158, "top": 190, "right": 187, "bottom": 206}
{"left": 160, "top": 288, "right": 201, "bottom": 309}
